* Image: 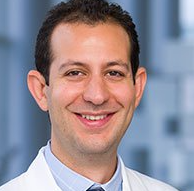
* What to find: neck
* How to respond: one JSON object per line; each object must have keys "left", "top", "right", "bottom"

{"left": 51, "top": 142, "right": 118, "bottom": 184}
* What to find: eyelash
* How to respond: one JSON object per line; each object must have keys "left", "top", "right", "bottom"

{"left": 65, "top": 70, "right": 86, "bottom": 76}
{"left": 107, "top": 70, "right": 125, "bottom": 77}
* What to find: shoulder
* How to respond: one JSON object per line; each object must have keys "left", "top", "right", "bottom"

{"left": 0, "top": 173, "right": 26, "bottom": 191}
{"left": 0, "top": 146, "right": 61, "bottom": 191}
{"left": 0, "top": 147, "right": 46, "bottom": 191}
{"left": 125, "top": 167, "right": 179, "bottom": 191}
{"left": 119, "top": 156, "right": 179, "bottom": 191}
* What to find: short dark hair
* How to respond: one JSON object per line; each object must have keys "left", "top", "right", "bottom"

{"left": 35, "top": 0, "right": 140, "bottom": 85}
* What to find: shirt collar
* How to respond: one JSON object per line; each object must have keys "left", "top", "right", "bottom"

{"left": 44, "top": 141, "right": 122, "bottom": 191}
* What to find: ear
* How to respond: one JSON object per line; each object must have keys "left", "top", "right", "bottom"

{"left": 134, "top": 67, "right": 147, "bottom": 108}
{"left": 27, "top": 70, "right": 48, "bottom": 111}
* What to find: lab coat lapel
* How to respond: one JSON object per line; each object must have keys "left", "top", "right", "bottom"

{"left": 120, "top": 158, "right": 149, "bottom": 191}
{"left": 31, "top": 149, "right": 148, "bottom": 191}
{"left": 24, "top": 148, "right": 61, "bottom": 191}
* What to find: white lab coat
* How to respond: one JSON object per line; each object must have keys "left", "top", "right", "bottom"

{"left": 0, "top": 147, "right": 179, "bottom": 191}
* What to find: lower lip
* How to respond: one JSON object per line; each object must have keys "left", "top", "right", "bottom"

{"left": 76, "top": 114, "right": 114, "bottom": 129}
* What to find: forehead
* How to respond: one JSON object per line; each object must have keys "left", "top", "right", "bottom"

{"left": 50, "top": 22, "right": 131, "bottom": 66}
{"left": 51, "top": 21, "right": 130, "bottom": 46}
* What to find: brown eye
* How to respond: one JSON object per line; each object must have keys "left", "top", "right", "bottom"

{"left": 64, "top": 69, "right": 87, "bottom": 81}
{"left": 66, "top": 70, "right": 85, "bottom": 76}
{"left": 107, "top": 71, "right": 124, "bottom": 77}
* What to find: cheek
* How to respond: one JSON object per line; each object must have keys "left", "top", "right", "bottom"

{"left": 47, "top": 83, "right": 84, "bottom": 129}
{"left": 51, "top": 83, "right": 84, "bottom": 106}
{"left": 110, "top": 83, "right": 136, "bottom": 107}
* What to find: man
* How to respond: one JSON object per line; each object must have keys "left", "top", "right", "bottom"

{"left": 0, "top": 0, "right": 179, "bottom": 190}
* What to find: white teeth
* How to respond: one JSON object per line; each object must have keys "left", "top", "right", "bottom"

{"left": 81, "top": 114, "right": 107, "bottom": 121}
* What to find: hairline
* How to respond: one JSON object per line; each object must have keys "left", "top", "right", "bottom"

{"left": 48, "top": 19, "right": 133, "bottom": 78}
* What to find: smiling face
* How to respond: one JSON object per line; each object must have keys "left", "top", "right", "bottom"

{"left": 28, "top": 22, "right": 146, "bottom": 161}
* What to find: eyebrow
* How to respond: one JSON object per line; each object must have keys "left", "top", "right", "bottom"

{"left": 106, "top": 60, "right": 130, "bottom": 71}
{"left": 58, "top": 59, "right": 130, "bottom": 72}
{"left": 58, "top": 61, "right": 86, "bottom": 72}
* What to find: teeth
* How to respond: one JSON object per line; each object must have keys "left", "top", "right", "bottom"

{"left": 81, "top": 114, "right": 107, "bottom": 121}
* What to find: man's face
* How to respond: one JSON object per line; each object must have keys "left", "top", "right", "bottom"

{"left": 43, "top": 23, "right": 145, "bottom": 157}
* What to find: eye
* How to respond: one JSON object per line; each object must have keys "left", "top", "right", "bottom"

{"left": 64, "top": 69, "right": 87, "bottom": 81}
{"left": 66, "top": 70, "right": 85, "bottom": 76}
{"left": 107, "top": 71, "right": 124, "bottom": 77}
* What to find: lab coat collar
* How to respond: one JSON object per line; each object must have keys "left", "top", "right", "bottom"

{"left": 23, "top": 147, "right": 149, "bottom": 191}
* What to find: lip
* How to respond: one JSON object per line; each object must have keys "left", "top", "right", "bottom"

{"left": 75, "top": 112, "right": 114, "bottom": 129}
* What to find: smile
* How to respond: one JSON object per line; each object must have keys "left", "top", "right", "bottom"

{"left": 75, "top": 112, "right": 114, "bottom": 128}
{"left": 81, "top": 114, "right": 107, "bottom": 121}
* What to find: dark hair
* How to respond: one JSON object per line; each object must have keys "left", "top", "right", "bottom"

{"left": 35, "top": 0, "right": 140, "bottom": 85}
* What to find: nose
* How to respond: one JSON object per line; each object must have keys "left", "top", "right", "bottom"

{"left": 83, "top": 75, "right": 110, "bottom": 105}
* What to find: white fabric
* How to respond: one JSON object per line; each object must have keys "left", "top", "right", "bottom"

{"left": 0, "top": 147, "right": 179, "bottom": 191}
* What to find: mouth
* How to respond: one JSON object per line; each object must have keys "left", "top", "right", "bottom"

{"left": 75, "top": 112, "right": 114, "bottom": 128}
{"left": 81, "top": 114, "right": 107, "bottom": 121}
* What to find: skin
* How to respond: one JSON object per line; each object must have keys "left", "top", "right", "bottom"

{"left": 27, "top": 22, "right": 147, "bottom": 183}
